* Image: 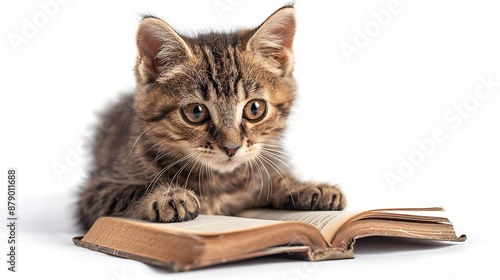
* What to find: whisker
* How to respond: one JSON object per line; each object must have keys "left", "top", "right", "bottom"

{"left": 261, "top": 148, "right": 290, "bottom": 162}
{"left": 259, "top": 153, "right": 295, "bottom": 205}
{"left": 260, "top": 153, "right": 290, "bottom": 173}
{"left": 198, "top": 158, "right": 206, "bottom": 206}
{"left": 208, "top": 158, "right": 214, "bottom": 185}
{"left": 246, "top": 160, "right": 262, "bottom": 203}
{"left": 145, "top": 149, "right": 167, "bottom": 184}
{"left": 254, "top": 155, "right": 272, "bottom": 202}
{"left": 250, "top": 158, "right": 265, "bottom": 201}
{"left": 260, "top": 150, "right": 293, "bottom": 172}
{"left": 126, "top": 127, "right": 151, "bottom": 159}
{"left": 184, "top": 155, "right": 201, "bottom": 189}
{"left": 146, "top": 154, "right": 191, "bottom": 194}
{"left": 145, "top": 145, "right": 185, "bottom": 183}
{"left": 259, "top": 141, "right": 293, "bottom": 156}
{"left": 260, "top": 145, "right": 286, "bottom": 151}
{"left": 260, "top": 139, "right": 286, "bottom": 146}
{"left": 171, "top": 154, "right": 197, "bottom": 186}
{"left": 243, "top": 161, "right": 252, "bottom": 189}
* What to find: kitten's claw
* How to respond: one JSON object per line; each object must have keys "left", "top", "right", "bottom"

{"left": 284, "top": 183, "right": 346, "bottom": 211}
{"left": 309, "top": 193, "right": 319, "bottom": 210}
{"left": 144, "top": 187, "right": 200, "bottom": 223}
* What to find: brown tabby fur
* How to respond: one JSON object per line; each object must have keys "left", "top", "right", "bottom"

{"left": 77, "top": 5, "right": 346, "bottom": 230}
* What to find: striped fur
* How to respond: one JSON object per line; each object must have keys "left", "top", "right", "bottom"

{"left": 77, "top": 6, "right": 346, "bottom": 230}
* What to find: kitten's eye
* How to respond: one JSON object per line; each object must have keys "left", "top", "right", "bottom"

{"left": 182, "top": 104, "right": 210, "bottom": 125}
{"left": 243, "top": 99, "right": 267, "bottom": 122}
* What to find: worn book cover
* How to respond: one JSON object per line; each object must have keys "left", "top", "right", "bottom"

{"left": 74, "top": 207, "right": 466, "bottom": 272}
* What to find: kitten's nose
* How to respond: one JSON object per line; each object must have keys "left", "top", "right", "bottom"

{"left": 217, "top": 127, "right": 242, "bottom": 158}
{"left": 222, "top": 145, "right": 241, "bottom": 158}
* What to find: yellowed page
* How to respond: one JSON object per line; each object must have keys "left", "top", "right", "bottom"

{"left": 237, "top": 207, "right": 452, "bottom": 243}
{"left": 237, "top": 210, "right": 363, "bottom": 243}
{"left": 118, "top": 215, "right": 283, "bottom": 236}
{"left": 121, "top": 207, "right": 450, "bottom": 240}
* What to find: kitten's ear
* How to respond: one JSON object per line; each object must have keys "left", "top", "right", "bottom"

{"left": 247, "top": 6, "right": 296, "bottom": 75}
{"left": 136, "top": 16, "right": 192, "bottom": 83}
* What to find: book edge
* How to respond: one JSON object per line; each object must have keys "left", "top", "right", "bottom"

{"left": 73, "top": 236, "right": 314, "bottom": 272}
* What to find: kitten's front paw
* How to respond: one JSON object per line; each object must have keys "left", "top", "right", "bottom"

{"left": 284, "top": 183, "right": 346, "bottom": 211}
{"left": 144, "top": 187, "right": 200, "bottom": 223}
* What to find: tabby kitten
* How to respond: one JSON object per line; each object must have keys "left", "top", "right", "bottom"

{"left": 77, "top": 5, "right": 346, "bottom": 230}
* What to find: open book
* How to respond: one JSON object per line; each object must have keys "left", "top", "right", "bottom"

{"left": 73, "top": 207, "right": 466, "bottom": 272}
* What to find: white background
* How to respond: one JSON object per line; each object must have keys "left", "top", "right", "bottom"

{"left": 1, "top": 0, "right": 499, "bottom": 279}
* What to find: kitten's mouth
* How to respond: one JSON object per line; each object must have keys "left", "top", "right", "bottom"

{"left": 209, "top": 156, "right": 245, "bottom": 174}
{"left": 198, "top": 145, "right": 258, "bottom": 174}
{"left": 198, "top": 152, "right": 245, "bottom": 174}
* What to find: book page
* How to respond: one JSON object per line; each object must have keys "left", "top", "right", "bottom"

{"left": 129, "top": 207, "right": 451, "bottom": 240}
{"left": 129, "top": 215, "right": 283, "bottom": 236}
{"left": 356, "top": 208, "right": 451, "bottom": 224}
{"left": 237, "top": 207, "right": 455, "bottom": 243}
{"left": 237, "top": 210, "right": 363, "bottom": 243}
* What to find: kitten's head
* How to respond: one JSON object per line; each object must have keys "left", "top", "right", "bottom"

{"left": 134, "top": 6, "right": 296, "bottom": 173}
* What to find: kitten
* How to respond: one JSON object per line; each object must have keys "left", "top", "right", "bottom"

{"left": 77, "top": 5, "right": 346, "bottom": 230}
